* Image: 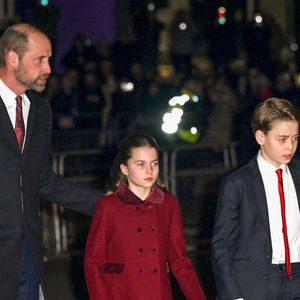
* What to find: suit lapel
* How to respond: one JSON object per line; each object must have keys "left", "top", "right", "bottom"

{"left": 22, "top": 91, "right": 36, "bottom": 155}
{"left": 0, "top": 96, "right": 20, "bottom": 152}
{"left": 248, "top": 158, "right": 271, "bottom": 233}
{"left": 288, "top": 160, "right": 300, "bottom": 209}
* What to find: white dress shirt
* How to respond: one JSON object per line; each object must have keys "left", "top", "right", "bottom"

{"left": 257, "top": 151, "right": 300, "bottom": 264}
{"left": 0, "top": 79, "right": 30, "bottom": 150}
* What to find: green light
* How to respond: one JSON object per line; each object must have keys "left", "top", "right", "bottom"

{"left": 218, "top": 17, "right": 226, "bottom": 25}
{"left": 40, "top": 0, "right": 49, "bottom": 6}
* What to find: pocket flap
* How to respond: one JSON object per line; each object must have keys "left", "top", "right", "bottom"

{"left": 102, "top": 263, "right": 125, "bottom": 273}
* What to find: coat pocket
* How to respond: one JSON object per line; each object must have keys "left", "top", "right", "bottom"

{"left": 102, "top": 263, "right": 125, "bottom": 274}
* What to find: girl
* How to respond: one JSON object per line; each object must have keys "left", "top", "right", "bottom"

{"left": 84, "top": 134, "right": 207, "bottom": 300}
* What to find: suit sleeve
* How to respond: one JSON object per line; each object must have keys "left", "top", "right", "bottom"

{"left": 211, "top": 176, "right": 243, "bottom": 299}
{"left": 167, "top": 197, "right": 207, "bottom": 300}
{"left": 36, "top": 100, "right": 103, "bottom": 215}
{"left": 84, "top": 199, "right": 111, "bottom": 300}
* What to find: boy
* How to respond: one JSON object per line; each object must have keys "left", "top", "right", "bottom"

{"left": 212, "top": 98, "right": 300, "bottom": 299}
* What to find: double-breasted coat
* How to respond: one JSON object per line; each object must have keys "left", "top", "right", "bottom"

{"left": 0, "top": 91, "right": 101, "bottom": 300}
{"left": 84, "top": 183, "right": 207, "bottom": 300}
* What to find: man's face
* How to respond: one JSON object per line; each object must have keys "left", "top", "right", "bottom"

{"left": 256, "top": 120, "right": 299, "bottom": 167}
{"left": 14, "top": 32, "right": 52, "bottom": 92}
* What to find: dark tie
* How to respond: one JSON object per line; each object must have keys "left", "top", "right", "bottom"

{"left": 15, "top": 95, "right": 25, "bottom": 150}
{"left": 276, "top": 168, "right": 292, "bottom": 279}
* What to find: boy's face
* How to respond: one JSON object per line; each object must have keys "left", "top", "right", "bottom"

{"left": 255, "top": 120, "right": 299, "bottom": 167}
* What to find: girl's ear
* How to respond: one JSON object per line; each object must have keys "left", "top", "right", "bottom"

{"left": 120, "top": 164, "right": 128, "bottom": 176}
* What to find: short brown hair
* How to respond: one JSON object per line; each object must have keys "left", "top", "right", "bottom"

{"left": 251, "top": 97, "right": 300, "bottom": 134}
{"left": 0, "top": 23, "right": 44, "bottom": 67}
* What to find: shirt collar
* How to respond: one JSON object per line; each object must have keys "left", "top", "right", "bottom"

{"left": 257, "top": 150, "right": 288, "bottom": 175}
{"left": 116, "top": 183, "right": 165, "bottom": 205}
{"left": 0, "top": 79, "right": 25, "bottom": 108}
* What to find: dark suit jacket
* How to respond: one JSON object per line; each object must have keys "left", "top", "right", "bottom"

{"left": 0, "top": 91, "right": 102, "bottom": 300}
{"left": 211, "top": 156, "right": 300, "bottom": 300}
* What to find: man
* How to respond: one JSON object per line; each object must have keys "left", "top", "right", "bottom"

{"left": 212, "top": 98, "right": 300, "bottom": 299}
{"left": 0, "top": 23, "right": 102, "bottom": 299}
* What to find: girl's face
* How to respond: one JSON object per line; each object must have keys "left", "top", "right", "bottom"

{"left": 255, "top": 120, "right": 299, "bottom": 167}
{"left": 120, "top": 146, "right": 159, "bottom": 198}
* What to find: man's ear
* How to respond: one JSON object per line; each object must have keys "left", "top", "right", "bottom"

{"left": 255, "top": 130, "right": 265, "bottom": 145}
{"left": 120, "top": 164, "right": 128, "bottom": 176}
{"left": 7, "top": 50, "right": 19, "bottom": 67}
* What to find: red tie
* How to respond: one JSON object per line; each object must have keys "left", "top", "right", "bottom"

{"left": 15, "top": 95, "right": 25, "bottom": 150}
{"left": 276, "top": 168, "right": 292, "bottom": 279}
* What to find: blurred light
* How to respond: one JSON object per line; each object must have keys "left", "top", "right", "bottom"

{"left": 290, "top": 42, "right": 298, "bottom": 52}
{"left": 192, "top": 95, "right": 199, "bottom": 102}
{"left": 179, "top": 22, "right": 187, "bottom": 30}
{"left": 163, "top": 112, "right": 173, "bottom": 123}
{"left": 218, "top": 18, "right": 226, "bottom": 25}
{"left": 254, "top": 13, "right": 263, "bottom": 24}
{"left": 163, "top": 111, "right": 181, "bottom": 125}
{"left": 178, "top": 129, "right": 200, "bottom": 143}
{"left": 218, "top": 6, "right": 226, "bottom": 25}
{"left": 190, "top": 127, "right": 197, "bottom": 134}
{"left": 40, "top": 0, "right": 49, "bottom": 6}
{"left": 161, "top": 108, "right": 184, "bottom": 134}
{"left": 161, "top": 88, "right": 202, "bottom": 140}
{"left": 169, "top": 94, "right": 189, "bottom": 106}
{"left": 162, "top": 123, "right": 178, "bottom": 134}
{"left": 85, "top": 38, "right": 92, "bottom": 46}
{"left": 218, "top": 6, "right": 226, "bottom": 17}
{"left": 120, "top": 81, "right": 134, "bottom": 92}
{"left": 147, "top": 3, "right": 155, "bottom": 11}
{"left": 157, "top": 64, "right": 175, "bottom": 79}
{"left": 171, "top": 107, "right": 183, "bottom": 117}
{"left": 294, "top": 73, "right": 300, "bottom": 88}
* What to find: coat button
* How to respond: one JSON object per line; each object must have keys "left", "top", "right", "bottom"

{"left": 139, "top": 269, "right": 144, "bottom": 273}
{"left": 151, "top": 226, "right": 156, "bottom": 231}
{"left": 138, "top": 248, "right": 143, "bottom": 253}
{"left": 152, "top": 248, "right": 156, "bottom": 252}
{"left": 263, "top": 275, "right": 268, "bottom": 280}
{"left": 153, "top": 268, "right": 158, "bottom": 273}
{"left": 136, "top": 206, "right": 140, "bottom": 211}
{"left": 137, "top": 227, "right": 142, "bottom": 232}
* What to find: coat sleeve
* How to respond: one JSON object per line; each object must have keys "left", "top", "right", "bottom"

{"left": 36, "top": 99, "right": 103, "bottom": 215}
{"left": 84, "top": 199, "right": 111, "bottom": 300}
{"left": 211, "top": 176, "right": 243, "bottom": 299}
{"left": 167, "top": 196, "right": 207, "bottom": 300}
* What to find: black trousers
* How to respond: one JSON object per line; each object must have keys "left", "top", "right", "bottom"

{"left": 16, "top": 240, "right": 40, "bottom": 300}
{"left": 267, "top": 263, "right": 300, "bottom": 300}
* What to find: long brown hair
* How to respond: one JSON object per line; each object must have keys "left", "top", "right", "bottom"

{"left": 105, "top": 134, "right": 167, "bottom": 192}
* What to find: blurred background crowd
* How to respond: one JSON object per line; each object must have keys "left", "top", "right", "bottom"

{"left": 1, "top": 0, "right": 300, "bottom": 299}
{"left": 2, "top": 0, "right": 300, "bottom": 158}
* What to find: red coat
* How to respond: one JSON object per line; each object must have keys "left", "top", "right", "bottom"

{"left": 84, "top": 184, "right": 207, "bottom": 300}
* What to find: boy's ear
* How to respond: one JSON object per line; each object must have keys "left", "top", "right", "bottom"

{"left": 255, "top": 130, "right": 265, "bottom": 145}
